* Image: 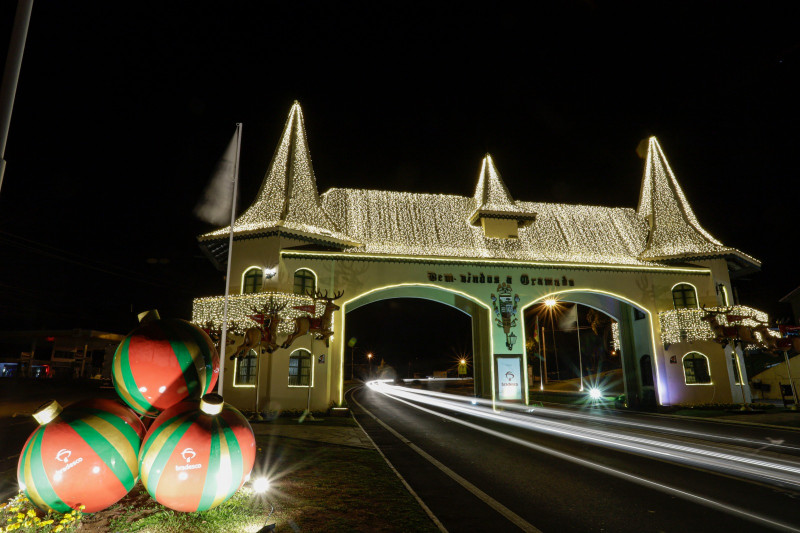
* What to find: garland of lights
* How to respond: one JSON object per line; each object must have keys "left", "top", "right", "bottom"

{"left": 658, "top": 305, "right": 777, "bottom": 348}
{"left": 192, "top": 292, "right": 326, "bottom": 334}
{"left": 611, "top": 322, "right": 621, "bottom": 351}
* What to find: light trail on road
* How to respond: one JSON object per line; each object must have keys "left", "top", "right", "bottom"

{"left": 385, "top": 382, "right": 800, "bottom": 454}
{"left": 366, "top": 381, "right": 800, "bottom": 490}
{"left": 361, "top": 382, "right": 800, "bottom": 532}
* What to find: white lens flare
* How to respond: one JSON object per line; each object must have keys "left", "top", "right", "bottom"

{"left": 252, "top": 477, "right": 270, "bottom": 493}
{"left": 589, "top": 388, "right": 602, "bottom": 400}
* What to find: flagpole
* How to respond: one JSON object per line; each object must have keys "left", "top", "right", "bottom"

{"left": 217, "top": 123, "right": 242, "bottom": 398}
{"left": 577, "top": 318, "right": 583, "bottom": 391}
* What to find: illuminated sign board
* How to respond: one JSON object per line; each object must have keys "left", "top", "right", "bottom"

{"left": 496, "top": 356, "right": 523, "bottom": 401}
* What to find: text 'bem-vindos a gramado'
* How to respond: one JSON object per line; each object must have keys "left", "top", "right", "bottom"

{"left": 427, "top": 272, "right": 575, "bottom": 287}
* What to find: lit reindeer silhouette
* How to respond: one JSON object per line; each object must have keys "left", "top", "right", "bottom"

{"left": 231, "top": 297, "right": 287, "bottom": 359}
{"left": 281, "top": 290, "right": 344, "bottom": 350}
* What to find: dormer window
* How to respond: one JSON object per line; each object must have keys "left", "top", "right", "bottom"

{"left": 468, "top": 154, "right": 536, "bottom": 239}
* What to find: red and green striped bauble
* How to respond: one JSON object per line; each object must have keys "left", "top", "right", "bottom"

{"left": 138, "top": 394, "right": 256, "bottom": 512}
{"left": 17, "top": 400, "right": 142, "bottom": 513}
{"left": 112, "top": 313, "right": 219, "bottom": 417}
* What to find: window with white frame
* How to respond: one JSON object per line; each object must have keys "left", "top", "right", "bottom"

{"left": 672, "top": 283, "right": 698, "bottom": 309}
{"left": 683, "top": 352, "right": 711, "bottom": 384}
{"left": 235, "top": 349, "right": 258, "bottom": 386}
{"left": 288, "top": 349, "right": 312, "bottom": 386}
{"left": 293, "top": 269, "right": 316, "bottom": 295}
{"left": 242, "top": 267, "right": 263, "bottom": 294}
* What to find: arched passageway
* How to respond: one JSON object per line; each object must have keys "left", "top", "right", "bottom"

{"left": 336, "top": 285, "right": 494, "bottom": 402}
{"left": 522, "top": 291, "right": 659, "bottom": 408}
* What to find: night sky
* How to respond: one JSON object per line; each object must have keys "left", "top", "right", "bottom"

{"left": 1, "top": 2, "right": 799, "bottom": 347}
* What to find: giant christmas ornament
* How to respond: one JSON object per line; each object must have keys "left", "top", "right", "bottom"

{"left": 17, "top": 400, "right": 142, "bottom": 513}
{"left": 139, "top": 394, "right": 256, "bottom": 512}
{"left": 112, "top": 310, "right": 219, "bottom": 417}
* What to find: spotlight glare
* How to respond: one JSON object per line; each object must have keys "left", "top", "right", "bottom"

{"left": 253, "top": 477, "right": 270, "bottom": 494}
{"left": 544, "top": 298, "right": 557, "bottom": 308}
{"left": 589, "top": 388, "right": 602, "bottom": 400}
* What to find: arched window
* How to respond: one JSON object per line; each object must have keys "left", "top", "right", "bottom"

{"left": 682, "top": 352, "right": 711, "bottom": 385}
{"left": 242, "top": 267, "right": 263, "bottom": 294}
{"left": 288, "top": 349, "right": 312, "bottom": 387}
{"left": 234, "top": 349, "right": 258, "bottom": 386}
{"left": 672, "top": 283, "right": 698, "bottom": 309}
{"left": 293, "top": 269, "right": 316, "bottom": 295}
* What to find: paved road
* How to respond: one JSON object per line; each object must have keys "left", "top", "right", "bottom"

{"left": 349, "top": 384, "right": 800, "bottom": 533}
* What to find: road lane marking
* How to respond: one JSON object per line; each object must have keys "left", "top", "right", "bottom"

{"left": 376, "top": 387, "right": 800, "bottom": 533}
{"left": 349, "top": 394, "right": 448, "bottom": 533}
{"left": 351, "top": 389, "right": 542, "bottom": 533}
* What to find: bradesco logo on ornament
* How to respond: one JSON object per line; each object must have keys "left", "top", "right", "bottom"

{"left": 176, "top": 448, "right": 202, "bottom": 471}
{"left": 53, "top": 449, "right": 83, "bottom": 479}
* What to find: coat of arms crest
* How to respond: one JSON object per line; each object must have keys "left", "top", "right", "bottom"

{"left": 491, "top": 283, "right": 520, "bottom": 350}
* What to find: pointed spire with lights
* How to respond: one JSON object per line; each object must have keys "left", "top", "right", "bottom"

{"left": 468, "top": 154, "right": 536, "bottom": 235}
{"left": 637, "top": 136, "right": 728, "bottom": 260}
{"left": 200, "top": 101, "right": 356, "bottom": 246}
{"left": 468, "top": 153, "right": 536, "bottom": 224}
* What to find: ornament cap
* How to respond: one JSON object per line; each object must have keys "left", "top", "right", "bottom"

{"left": 138, "top": 309, "right": 161, "bottom": 323}
{"left": 33, "top": 400, "right": 63, "bottom": 425}
{"left": 200, "top": 393, "right": 224, "bottom": 415}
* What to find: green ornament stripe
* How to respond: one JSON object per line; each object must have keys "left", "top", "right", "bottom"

{"left": 19, "top": 431, "right": 48, "bottom": 511}
{"left": 69, "top": 420, "right": 136, "bottom": 490}
{"left": 29, "top": 429, "right": 70, "bottom": 513}
{"left": 158, "top": 321, "right": 202, "bottom": 398}
{"left": 116, "top": 336, "right": 155, "bottom": 415}
{"left": 184, "top": 322, "right": 217, "bottom": 394}
{"left": 139, "top": 409, "right": 192, "bottom": 460}
{"left": 143, "top": 412, "right": 199, "bottom": 492}
{"left": 197, "top": 417, "right": 221, "bottom": 511}
{"left": 67, "top": 407, "right": 140, "bottom": 452}
{"left": 221, "top": 421, "right": 244, "bottom": 503}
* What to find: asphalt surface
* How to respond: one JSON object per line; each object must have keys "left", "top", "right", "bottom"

{"left": 349, "top": 385, "right": 800, "bottom": 533}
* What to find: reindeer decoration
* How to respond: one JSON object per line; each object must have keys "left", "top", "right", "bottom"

{"left": 700, "top": 306, "right": 761, "bottom": 348}
{"left": 230, "top": 297, "right": 287, "bottom": 360}
{"left": 281, "top": 289, "right": 344, "bottom": 350}
{"left": 202, "top": 320, "right": 238, "bottom": 353}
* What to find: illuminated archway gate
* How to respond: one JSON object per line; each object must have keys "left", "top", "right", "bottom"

{"left": 336, "top": 284, "right": 494, "bottom": 402}
{"left": 281, "top": 251, "right": 707, "bottom": 409}
{"left": 193, "top": 104, "right": 763, "bottom": 411}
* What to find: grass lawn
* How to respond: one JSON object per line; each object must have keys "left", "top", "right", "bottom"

{"left": 63, "top": 418, "right": 437, "bottom": 532}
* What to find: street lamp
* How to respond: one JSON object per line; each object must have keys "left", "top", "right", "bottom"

{"left": 367, "top": 353, "right": 373, "bottom": 379}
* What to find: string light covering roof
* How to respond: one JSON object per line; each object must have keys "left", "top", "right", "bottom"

{"left": 198, "top": 104, "right": 759, "bottom": 269}
{"left": 322, "top": 188, "right": 654, "bottom": 265}
{"left": 468, "top": 154, "right": 536, "bottom": 227}
{"left": 637, "top": 137, "right": 758, "bottom": 266}
{"left": 199, "top": 102, "right": 357, "bottom": 247}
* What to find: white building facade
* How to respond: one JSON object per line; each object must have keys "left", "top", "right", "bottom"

{"left": 192, "top": 102, "right": 763, "bottom": 413}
